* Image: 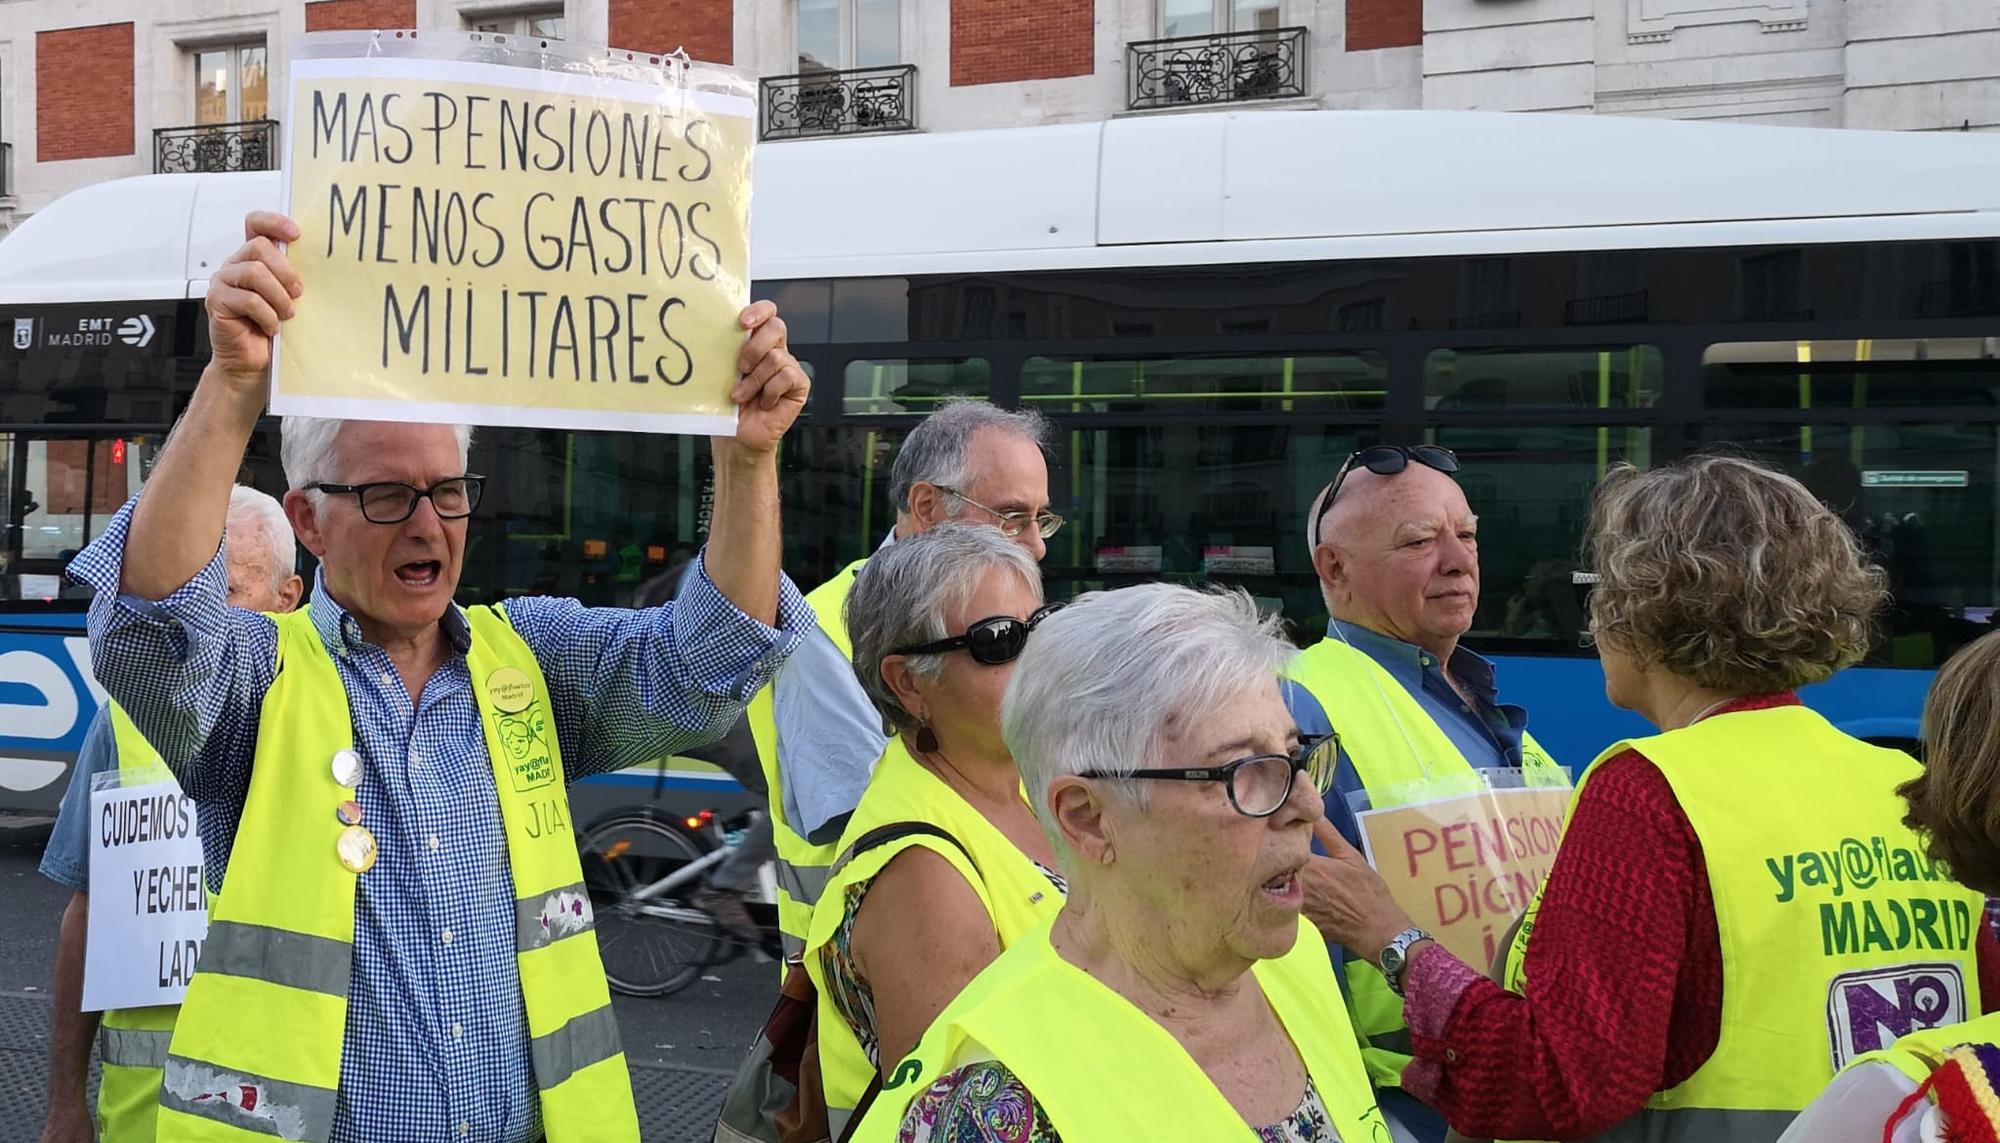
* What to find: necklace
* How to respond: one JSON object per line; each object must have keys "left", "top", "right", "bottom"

{"left": 1683, "top": 697, "right": 1740, "bottom": 728}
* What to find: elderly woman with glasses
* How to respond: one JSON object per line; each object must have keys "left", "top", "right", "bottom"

{"left": 1302, "top": 453, "right": 2000, "bottom": 1143}
{"left": 849, "top": 584, "right": 1392, "bottom": 1143}
{"left": 804, "top": 523, "right": 1068, "bottom": 1138}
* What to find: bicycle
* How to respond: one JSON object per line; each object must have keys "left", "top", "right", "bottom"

{"left": 578, "top": 805, "right": 783, "bottom": 998}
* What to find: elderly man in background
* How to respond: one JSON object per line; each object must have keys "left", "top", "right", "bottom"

{"left": 68, "top": 211, "right": 814, "bottom": 1143}
{"left": 38, "top": 485, "right": 303, "bottom": 1143}
{"left": 1285, "top": 444, "right": 1563, "bottom": 1141}
{"left": 747, "top": 399, "right": 1059, "bottom": 955}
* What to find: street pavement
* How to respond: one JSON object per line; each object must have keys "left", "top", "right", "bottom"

{"left": 0, "top": 827, "right": 771, "bottom": 1142}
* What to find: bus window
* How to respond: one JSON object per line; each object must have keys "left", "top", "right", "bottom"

{"left": 1425, "top": 346, "right": 1663, "bottom": 411}
{"left": 1020, "top": 353, "right": 1387, "bottom": 415}
{"left": 1, "top": 433, "right": 160, "bottom": 598}
{"left": 1046, "top": 424, "right": 1366, "bottom": 637}
{"left": 1428, "top": 425, "right": 1653, "bottom": 652}
{"left": 779, "top": 425, "right": 910, "bottom": 573}
{"left": 1703, "top": 338, "right": 2000, "bottom": 410}
{"left": 843, "top": 358, "right": 989, "bottom": 416}
{"left": 1696, "top": 421, "right": 2000, "bottom": 670}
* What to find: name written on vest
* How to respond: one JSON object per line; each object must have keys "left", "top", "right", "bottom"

{"left": 1763, "top": 835, "right": 1973, "bottom": 957}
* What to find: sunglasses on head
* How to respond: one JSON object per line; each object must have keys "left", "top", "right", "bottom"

{"left": 894, "top": 603, "right": 1064, "bottom": 666}
{"left": 1307, "top": 445, "right": 1461, "bottom": 548}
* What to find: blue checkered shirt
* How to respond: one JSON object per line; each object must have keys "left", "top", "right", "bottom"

{"left": 71, "top": 497, "right": 811, "bottom": 1143}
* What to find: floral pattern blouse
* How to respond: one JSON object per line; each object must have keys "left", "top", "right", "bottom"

{"left": 895, "top": 1060, "right": 1341, "bottom": 1142}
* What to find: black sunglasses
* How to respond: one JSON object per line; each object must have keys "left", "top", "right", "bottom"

{"left": 1307, "top": 445, "right": 1460, "bottom": 548}
{"left": 1079, "top": 733, "right": 1339, "bottom": 819}
{"left": 308, "top": 475, "right": 486, "bottom": 525}
{"left": 894, "top": 603, "right": 1064, "bottom": 666}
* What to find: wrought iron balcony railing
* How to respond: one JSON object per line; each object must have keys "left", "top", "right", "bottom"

{"left": 761, "top": 65, "right": 917, "bottom": 141}
{"left": 1128, "top": 26, "right": 1307, "bottom": 111}
{"left": 154, "top": 120, "right": 279, "bottom": 175}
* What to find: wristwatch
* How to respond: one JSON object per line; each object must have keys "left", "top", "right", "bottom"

{"left": 1378, "top": 927, "right": 1432, "bottom": 997}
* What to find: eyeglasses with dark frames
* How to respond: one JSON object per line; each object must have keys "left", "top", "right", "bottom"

{"left": 1078, "top": 733, "right": 1340, "bottom": 819}
{"left": 936, "top": 486, "right": 1066, "bottom": 540}
{"left": 308, "top": 475, "right": 486, "bottom": 525}
{"left": 893, "top": 603, "right": 1064, "bottom": 666}
{"left": 1307, "top": 445, "right": 1461, "bottom": 548}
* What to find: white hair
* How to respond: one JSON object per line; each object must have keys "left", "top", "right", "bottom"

{"left": 279, "top": 416, "right": 474, "bottom": 490}
{"left": 845, "top": 522, "right": 1042, "bottom": 733}
{"left": 225, "top": 485, "right": 296, "bottom": 591}
{"left": 889, "top": 400, "right": 1052, "bottom": 518}
{"left": 1001, "top": 584, "right": 1298, "bottom": 862}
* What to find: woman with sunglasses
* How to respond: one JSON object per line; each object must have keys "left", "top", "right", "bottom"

{"left": 848, "top": 584, "right": 1389, "bottom": 1143}
{"left": 804, "top": 523, "right": 1067, "bottom": 1137}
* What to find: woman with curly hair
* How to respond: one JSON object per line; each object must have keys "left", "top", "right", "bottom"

{"left": 1302, "top": 453, "right": 2000, "bottom": 1143}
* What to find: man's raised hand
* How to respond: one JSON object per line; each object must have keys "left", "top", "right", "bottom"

{"left": 204, "top": 212, "right": 303, "bottom": 390}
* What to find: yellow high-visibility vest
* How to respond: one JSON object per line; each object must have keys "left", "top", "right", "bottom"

{"left": 804, "top": 737, "right": 1062, "bottom": 1138}
{"left": 849, "top": 917, "right": 1392, "bottom": 1142}
{"left": 747, "top": 559, "right": 868, "bottom": 957}
{"left": 1845, "top": 1010, "right": 2000, "bottom": 1085}
{"left": 156, "top": 605, "right": 638, "bottom": 1142}
{"left": 1500, "top": 705, "right": 1984, "bottom": 1143}
{"left": 1285, "top": 635, "right": 1562, "bottom": 1089}
{"left": 96, "top": 702, "right": 182, "bottom": 1143}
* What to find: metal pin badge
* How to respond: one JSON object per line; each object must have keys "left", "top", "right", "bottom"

{"left": 336, "top": 825, "right": 378, "bottom": 874}
{"left": 336, "top": 800, "right": 364, "bottom": 826}
{"left": 330, "top": 748, "right": 363, "bottom": 788}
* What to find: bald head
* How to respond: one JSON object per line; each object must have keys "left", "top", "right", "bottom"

{"left": 1311, "top": 463, "right": 1480, "bottom": 659}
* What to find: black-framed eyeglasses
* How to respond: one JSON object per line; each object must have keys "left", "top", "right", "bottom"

{"left": 936, "top": 486, "right": 1066, "bottom": 540}
{"left": 308, "top": 475, "right": 486, "bottom": 525}
{"left": 894, "top": 603, "right": 1064, "bottom": 666}
{"left": 1079, "top": 733, "right": 1340, "bottom": 819}
{"left": 1308, "top": 445, "right": 1461, "bottom": 548}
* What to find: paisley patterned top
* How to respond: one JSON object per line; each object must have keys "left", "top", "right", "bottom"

{"left": 896, "top": 1060, "right": 1341, "bottom": 1142}
{"left": 820, "top": 860, "right": 1069, "bottom": 1069}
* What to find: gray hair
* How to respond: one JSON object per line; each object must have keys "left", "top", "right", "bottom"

{"left": 1002, "top": 585, "right": 1298, "bottom": 861}
{"left": 889, "top": 400, "right": 1053, "bottom": 516}
{"left": 225, "top": 485, "right": 296, "bottom": 591}
{"left": 846, "top": 523, "right": 1043, "bottom": 733}
{"left": 280, "top": 416, "right": 474, "bottom": 491}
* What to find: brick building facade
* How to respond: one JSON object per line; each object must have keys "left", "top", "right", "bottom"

{"left": 2, "top": 0, "right": 1998, "bottom": 232}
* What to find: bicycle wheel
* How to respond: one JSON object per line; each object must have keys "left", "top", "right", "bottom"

{"left": 578, "top": 812, "right": 723, "bottom": 998}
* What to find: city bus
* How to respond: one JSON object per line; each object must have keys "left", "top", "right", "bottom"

{"left": 4, "top": 108, "right": 1998, "bottom": 821}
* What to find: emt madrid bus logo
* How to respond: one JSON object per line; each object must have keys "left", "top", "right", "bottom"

{"left": 1825, "top": 963, "right": 1965, "bottom": 1069}
{"left": 12, "top": 318, "right": 33, "bottom": 350}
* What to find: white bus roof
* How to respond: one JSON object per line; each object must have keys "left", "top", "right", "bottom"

{"left": 4, "top": 108, "right": 1999, "bottom": 304}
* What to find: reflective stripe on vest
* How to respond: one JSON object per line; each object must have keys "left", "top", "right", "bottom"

{"left": 803, "top": 738, "right": 1064, "bottom": 1136}
{"left": 848, "top": 918, "right": 1390, "bottom": 1143}
{"left": 747, "top": 559, "right": 867, "bottom": 956}
{"left": 1499, "top": 706, "right": 1985, "bottom": 1143}
{"left": 158, "top": 605, "right": 638, "bottom": 1142}
{"left": 1284, "top": 636, "right": 1562, "bottom": 1089}
{"left": 99, "top": 704, "right": 182, "bottom": 1143}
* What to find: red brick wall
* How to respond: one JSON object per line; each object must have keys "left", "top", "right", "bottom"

{"left": 952, "top": 0, "right": 1094, "bottom": 86}
{"left": 303, "top": 0, "right": 417, "bottom": 33}
{"left": 609, "top": 0, "right": 733, "bottom": 64}
{"left": 1347, "top": 0, "right": 1421, "bottom": 50}
{"left": 37, "top": 23, "right": 135, "bottom": 161}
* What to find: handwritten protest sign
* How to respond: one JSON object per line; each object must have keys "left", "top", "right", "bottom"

{"left": 84, "top": 775, "right": 208, "bottom": 1011}
{"left": 274, "top": 43, "right": 754, "bottom": 435}
{"left": 1356, "top": 785, "right": 1572, "bottom": 971}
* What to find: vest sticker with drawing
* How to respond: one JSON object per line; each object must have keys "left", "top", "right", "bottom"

{"left": 1824, "top": 962, "right": 1966, "bottom": 1070}
{"left": 497, "top": 704, "right": 556, "bottom": 792}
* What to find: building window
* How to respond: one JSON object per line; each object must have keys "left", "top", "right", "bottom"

{"left": 1159, "top": 0, "right": 1281, "bottom": 37}
{"left": 193, "top": 43, "right": 268, "bottom": 125}
{"left": 470, "top": 8, "right": 566, "bottom": 40}
{"left": 797, "top": 0, "right": 899, "bottom": 72}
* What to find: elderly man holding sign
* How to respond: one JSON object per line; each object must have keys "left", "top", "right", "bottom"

{"left": 66, "top": 202, "right": 812, "bottom": 1143}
